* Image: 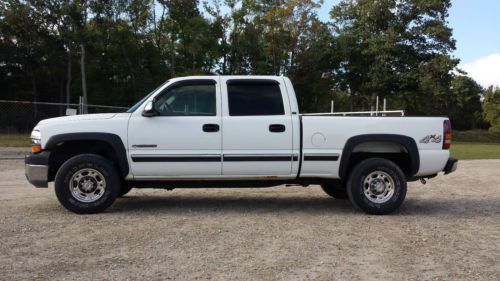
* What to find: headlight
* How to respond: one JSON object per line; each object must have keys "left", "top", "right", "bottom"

{"left": 30, "top": 129, "right": 42, "bottom": 153}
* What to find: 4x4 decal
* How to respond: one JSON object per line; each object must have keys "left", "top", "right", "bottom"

{"left": 419, "top": 134, "right": 442, "bottom": 144}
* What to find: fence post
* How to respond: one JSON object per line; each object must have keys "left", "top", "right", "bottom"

{"left": 79, "top": 96, "right": 82, "bottom": 114}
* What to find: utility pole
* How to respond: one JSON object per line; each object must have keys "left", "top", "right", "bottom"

{"left": 80, "top": 44, "right": 88, "bottom": 114}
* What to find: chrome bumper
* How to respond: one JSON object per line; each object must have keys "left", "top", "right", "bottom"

{"left": 25, "top": 164, "right": 49, "bottom": 187}
{"left": 25, "top": 151, "right": 50, "bottom": 188}
{"left": 443, "top": 157, "right": 458, "bottom": 175}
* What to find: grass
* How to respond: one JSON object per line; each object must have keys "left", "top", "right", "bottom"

{"left": 0, "top": 134, "right": 30, "bottom": 147}
{"left": 450, "top": 130, "right": 500, "bottom": 160}
{"left": 450, "top": 142, "right": 500, "bottom": 160}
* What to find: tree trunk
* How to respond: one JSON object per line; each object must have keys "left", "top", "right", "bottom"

{"left": 192, "top": 52, "right": 195, "bottom": 71}
{"left": 170, "top": 34, "right": 176, "bottom": 76}
{"left": 153, "top": 5, "right": 165, "bottom": 55}
{"left": 32, "top": 75, "right": 37, "bottom": 120}
{"left": 80, "top": 0, "right": 88, "bottom": 114}
{"left": 80, "top": 44, "right": 88, "bottom": 114}
{"left": 66, "top": 49, "right": 72, "bottom": 107}
{"left": 120, "top": 44, "right": 137, "bottom": 100}
{"left": 223, "top": 28, "right": 230, "bottom": 74}
{"left": 59, "top": 79, "right": 64, "bottom": 115}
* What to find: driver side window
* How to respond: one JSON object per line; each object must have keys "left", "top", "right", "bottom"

{"left": 154, "top": 83, "right": 216, "bottom": 116}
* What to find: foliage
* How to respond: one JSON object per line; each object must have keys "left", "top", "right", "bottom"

{"left": 449, "top": 75, "right": 485, "bottom": 130}
{"left": 483, "top": 86, "right": 500, "bottom": 133}
{"left": 0, "top": 0, "right": 495, "bottom": 130}
{"left": 329, "top": 0, "right": 459, "bottom": 114}
{"left": 453, "top": 130, "right": 500, "bottom": 143}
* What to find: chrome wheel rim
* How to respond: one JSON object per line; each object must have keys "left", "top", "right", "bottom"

{"left": 363, "top": 171, "right": 395, "bottom": 204}
{"left": 69, "top": 168, "right": 106, "bottom": 203}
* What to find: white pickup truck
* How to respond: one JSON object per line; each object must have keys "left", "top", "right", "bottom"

{"left": 25, "top": 76, "right": 457, "bottom": 215}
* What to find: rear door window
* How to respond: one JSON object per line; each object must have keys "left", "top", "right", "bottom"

{"left": 227, "top": 82, "right": 285, "bottom": 116}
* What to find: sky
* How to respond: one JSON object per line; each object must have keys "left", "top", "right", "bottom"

{"left": 317, "top": 0, "right": 500, "bottom": 88}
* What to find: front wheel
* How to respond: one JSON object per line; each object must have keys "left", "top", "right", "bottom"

{"left": 346, "top": 158, "right": 407, "bottom": 215}
{"left": 119, "top": 183, "right": 133, "bottom": 197}
{"left": 55, "top": 154, "right": 120, "bottom": 214}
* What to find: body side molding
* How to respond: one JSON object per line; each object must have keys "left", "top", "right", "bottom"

{"left": 132, "top": 155, "right": 221, "bottom": 162}
{"left": 303, "top": 154, "right": 339, "bottom": 161}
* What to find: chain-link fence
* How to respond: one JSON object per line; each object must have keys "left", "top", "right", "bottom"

{"left": 0, "top": 100, "right": 128, "bottom": 133}
{"left": 0, "top": 99, "right": 405, "bottom": 134}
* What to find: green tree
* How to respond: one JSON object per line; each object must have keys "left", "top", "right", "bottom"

{"left": 161, "top": 0, "right": 217, "bottom": 75}
{"left": 204, "top": 0, "right": 231, "bottom": 74}
{"left": 0, "top": 1, "right": 44, "bottom": 101}
{"left": 0, "top": 0, "right": 488, "bottom": 134}
{"left": 483, "top": 86, "right": 500, "bottom": 133}
{"left": 330, "top": 0, "right": 458, "bottom": 114}
{"left": 288, "top": 18, "right": 336, "bottom": 112}
{"left": 449, "top": 75, "right": 484, "bottom": 130}
{"left": 0, "top": 1, "right": 66, "bottom": 103}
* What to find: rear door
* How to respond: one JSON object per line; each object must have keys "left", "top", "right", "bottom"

{"left": 220, "top": 77, "right": 296, "bottom": 177}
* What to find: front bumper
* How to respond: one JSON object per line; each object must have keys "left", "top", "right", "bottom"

{"left": 443, "top": 157, "right": 458, "bottom": 175}
{"left": 25, "top": 151, "right": 50, "bottom": 188}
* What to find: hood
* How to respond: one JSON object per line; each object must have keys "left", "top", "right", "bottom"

{"left": 37, "top": 113, "right": 117, "bottom": 126}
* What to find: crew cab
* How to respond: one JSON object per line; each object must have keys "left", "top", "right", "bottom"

{"left": 25, "top": 76, "right": 458, "bottom": 214}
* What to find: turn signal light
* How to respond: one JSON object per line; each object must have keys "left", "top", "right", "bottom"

{"left": 443, "top": 120, "right": 452, "bottom": 149}
{"left": 31, "top": 145, "right": 42, "bottom": 153}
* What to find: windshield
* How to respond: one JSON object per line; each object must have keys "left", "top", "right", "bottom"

{"left": 126, "top": 80, "right": 170, "bottom": 113}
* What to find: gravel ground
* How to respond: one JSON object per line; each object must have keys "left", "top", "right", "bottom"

{"left": 0, "top": 148, "right": 499, "bottom": 281}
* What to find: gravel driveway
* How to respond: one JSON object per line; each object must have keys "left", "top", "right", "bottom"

{"left": 0, "top": 148, "right": 499, "bottom": 280}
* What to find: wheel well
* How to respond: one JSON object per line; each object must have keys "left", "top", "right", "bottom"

{"left": 48, "top": 140, "right": 123, "bottom": 181}
{"left": 339, "top": 136, "right": 420, "bottom": 179}
{"left": 347, "top": 152, "right": 411, "bottom": 177}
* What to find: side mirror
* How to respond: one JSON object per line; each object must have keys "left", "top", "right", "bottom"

{"left": 142, "top": 101, "right": 157, "bottom": 117}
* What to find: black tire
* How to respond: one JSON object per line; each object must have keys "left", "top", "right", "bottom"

{"left": 320, "top": 181, "right": 348, "bottom": 199}
{"left": 119, "top": 184, "right": 133, "bottom": 197}
{"left": 346, "top": 158, "right": 407, "bottom": 215}
{"left": 54, "top": 154, "right": 120, "bottom": 214}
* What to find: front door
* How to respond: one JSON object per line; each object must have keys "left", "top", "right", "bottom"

{"left": 128, "top": 78, "right": 222, "bottom": 178}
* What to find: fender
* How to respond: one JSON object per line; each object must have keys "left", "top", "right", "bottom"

{"left": 45, "top": 132, "right": 129, "bottom": 176}
{"left": 338, "top": 134, "right": 420, "bottom": 179}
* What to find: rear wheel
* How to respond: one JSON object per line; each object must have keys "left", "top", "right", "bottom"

{"left": 55, "top": 154, "right": 120, "bottom": 214}
{"left": 320, "top": 181, "right": 348, "bottom": 199}
{"left": 346, "top": 158, "right": 407, "bottom": 215}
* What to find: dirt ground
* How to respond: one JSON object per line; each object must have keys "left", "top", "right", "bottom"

{"left": 0, "top": 148, "right": 499, "bottom": 281}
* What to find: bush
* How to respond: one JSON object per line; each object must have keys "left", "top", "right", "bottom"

{"left": 453, "top": 130, "right": 500, "bottom": 143}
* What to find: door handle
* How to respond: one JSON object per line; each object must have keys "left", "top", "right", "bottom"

{"left": 269, "top": 124, "right": 286, "bottom": 133}
{"left": 203, "top": 124, "right": 220, "bottom": 132}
